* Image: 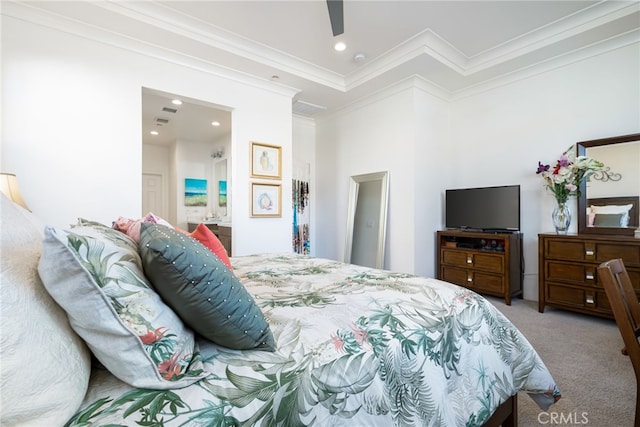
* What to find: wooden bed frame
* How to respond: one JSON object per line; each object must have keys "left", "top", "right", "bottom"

{"left": 588, "top": 196, "right": 639, "bottom": 228}
{"left": 484, "top": 394, "right": 518, "bottom": 427}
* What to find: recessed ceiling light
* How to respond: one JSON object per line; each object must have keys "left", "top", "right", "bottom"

{"left": 150, "top": 131, "right": 159, "bottom": 135}
{"left": 171, "top": 99, "right": 182, "bottom": 105}
{"left": 334, "top": 41, "right": 346, "bottom": 52}
{"left": 211, "top": 121, "right": 220, "bottom": 127}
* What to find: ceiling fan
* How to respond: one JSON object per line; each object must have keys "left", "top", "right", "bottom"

{"left": 326, "top": 0, "right": 344, "bottom": 36}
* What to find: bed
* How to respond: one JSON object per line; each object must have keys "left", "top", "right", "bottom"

{"left": 64, "top": 252, "right": 560, "bottom": 426}
{"left": 1, "top": 193, "right": 559, "bottom": 426}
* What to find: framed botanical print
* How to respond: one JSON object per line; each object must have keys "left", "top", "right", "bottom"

{"left": 250, "top": 182, "right": 281, "bottom": 217}
{"left": 250, "top": 141, "right": 281, "bottom": 179}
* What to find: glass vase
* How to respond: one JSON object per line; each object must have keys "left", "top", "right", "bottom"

{"left": 552, "top": 202, "right": 571, "bottom": 235}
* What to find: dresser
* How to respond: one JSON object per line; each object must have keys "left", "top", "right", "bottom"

{"left": 538, "top": 233, "right": 640, "bottom": 318}
{"left": 437, "top": 230, "right": 523, "bottom": 305}
{"left": 188, "top": 222, "right": 232, "bottom": 256}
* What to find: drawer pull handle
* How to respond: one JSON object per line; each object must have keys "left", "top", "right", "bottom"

{"left": 585, "top": 296, "right": 595, "bottom": 304}
{"left": 585, "top": 250, "right": 594, "bottom": 256}
{"left": 467, "top": 275, "right": 473, "bottom": 283}
{"left": 585, "top": 273, "right": 594, "bottom": 280}
{"left": 466, "top": 257, "right": 473, "bottom": 264}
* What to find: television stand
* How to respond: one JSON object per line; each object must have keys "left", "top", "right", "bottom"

{"left": 436, "top": 230, "right": 523, "bottom": 305}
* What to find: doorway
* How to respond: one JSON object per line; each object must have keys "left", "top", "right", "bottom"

{"left": 141, "top": 87, "right": 232, "bottom": 226}
{"left": 344, "top": 171, "right": 389, "bottom": 269}
{"left": 142, "top": 173, "right": 167, "bottom": 219}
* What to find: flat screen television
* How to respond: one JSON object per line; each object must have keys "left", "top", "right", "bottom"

{"left": 445, "top": 185, "right": 521, "bottom": 232}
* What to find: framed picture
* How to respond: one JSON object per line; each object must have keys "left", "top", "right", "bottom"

{"left": 251, "top": 182, "right": 281, "bottom": 217}
{"left": 251, "top": 141, "right": 281, "bottom": 179}
{"left": 185, "top": 178, "right": 207, "bottom": 206}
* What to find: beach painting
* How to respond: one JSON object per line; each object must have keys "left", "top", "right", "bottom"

{"left": 185, "top": 178, "right": 207, "bottom": 206}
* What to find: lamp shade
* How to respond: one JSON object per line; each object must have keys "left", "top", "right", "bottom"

{"left": 0, "top": 173, "right": 30, "bottom": 211}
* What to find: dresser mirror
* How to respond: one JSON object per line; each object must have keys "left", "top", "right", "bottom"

{"left": 577, "top": 133, "right": 640, "bottom": 236}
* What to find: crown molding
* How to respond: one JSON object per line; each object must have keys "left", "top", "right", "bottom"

{"left": 123, "top": 0, "right": 637, "bottom": 97}
{"left": 450, "top": 29, "right": 640, "bottom": 101}
{"left": 93, "top": 1, "right": 346, "bottom": 91}
{"left": 346, "top": 1, "right": 638, "bottom": 90}
{"left": 318, "top": 75, "right": 451, "bottom": 125}
{"left": 3, "top": 0, "right": 637, "bottom": 110}
{"left": 2, "top": 1, "right": 300, "bottom": 100}
{"left": 465, "top": 1, "right": 640, "bottom": 72}
{"left": 324, "top": 28, "right": 639, "bottom": 120}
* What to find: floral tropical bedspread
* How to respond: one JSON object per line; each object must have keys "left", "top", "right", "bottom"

{"left": 68, "top": 253, "right": 560, "bottom": 426}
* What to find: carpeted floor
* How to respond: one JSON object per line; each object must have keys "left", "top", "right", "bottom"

{"left": 487, "top": 297, "right": 635, "bottom": 427}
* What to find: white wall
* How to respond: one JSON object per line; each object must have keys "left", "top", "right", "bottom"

{"left": 449, "top": 44, "right": 639, "bottom": 299}
{"left": 2, "top": 14, "right": 297, "bottom": 255}
{"left": 316, "top": 80, "right": 449, "bottom": 276}
{"left": 413, "top": 85, "right": 451, "bottom": 277}
{"left": 315, "top": 43, "right": 639, "bottom": 300}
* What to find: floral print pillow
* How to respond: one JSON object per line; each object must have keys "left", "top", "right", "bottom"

{"left": 38, "top": 221, "right": 206, "bottom": 389}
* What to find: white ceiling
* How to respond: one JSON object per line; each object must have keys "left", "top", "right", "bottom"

{"left": 142, "top": 88, "right": 232, "bottom": 146}
{"left": 9, "top": 0, "right": 639, "bottom": 145}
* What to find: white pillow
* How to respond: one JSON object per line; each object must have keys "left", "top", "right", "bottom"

{"left": 0, "top": 194, "right": 91, "bottom": 426}
{"left": 589, "top": 204, "right": 632, "bottom": 227}
{"left": 38, "top": 222, "right": 206, "bottom": 389}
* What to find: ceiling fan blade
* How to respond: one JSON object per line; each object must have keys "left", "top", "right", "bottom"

{"left": 326, "top": 0, "right": 344, "bottom": 37}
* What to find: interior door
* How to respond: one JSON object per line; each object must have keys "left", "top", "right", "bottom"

{"left": 142, "top": 173, "right": 166, "bottom": 218}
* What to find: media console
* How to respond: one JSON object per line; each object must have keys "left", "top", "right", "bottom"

{"left": 436, "top": 230, "right": 523, "bottom": 305}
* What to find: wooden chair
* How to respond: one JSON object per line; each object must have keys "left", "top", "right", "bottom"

{"left": 597, "top": 258, "right": 640, "bottom": 426}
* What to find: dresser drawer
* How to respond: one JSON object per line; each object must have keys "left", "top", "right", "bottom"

{"left": 539, "top": 233, "right": 640, "bottom": 319}
{"left": 440, "top": 266, "right": 503, "bottom": 294}
{"left": 545, "top": 260, "right": 640, "bottom": 290}
{"left": 440, "top": 266, "right": 468, "bottom": 286}
{"left": 545, "top": 260, "right": 597, "bottom": 286}
{"left": 472, "top": 271, "right": 504, "bottom": 293}
{"left": 596, "top": 243, "right": 640, "bottom": 267}
{"left": 545, "top": 240, "right": 586, "bottom": 261}
{"left": 545, "top": 238, "right": 640, "bottom": 266}
{"left": 441, "top": 249, "right": 503, "bottom": 273}
{"left": 545, "top": 282, "right": 610, "bottom": 315}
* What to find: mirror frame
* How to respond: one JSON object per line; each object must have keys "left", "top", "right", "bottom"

{"left": 577, "top": 132, "right": 640, "bottom": 236}
{"left": 344, "top": 171, "right": 389, "bottom": 269}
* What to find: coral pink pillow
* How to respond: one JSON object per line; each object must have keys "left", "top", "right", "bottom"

{"left": 188, "top": 223, "right": 233, "bottom": 271}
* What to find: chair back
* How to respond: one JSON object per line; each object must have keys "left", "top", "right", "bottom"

{"left": 598, "top": 258, "right": 640, "bottom": 425}
{"left": 599, "top": 259, "right": 640, "bottom": 350}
